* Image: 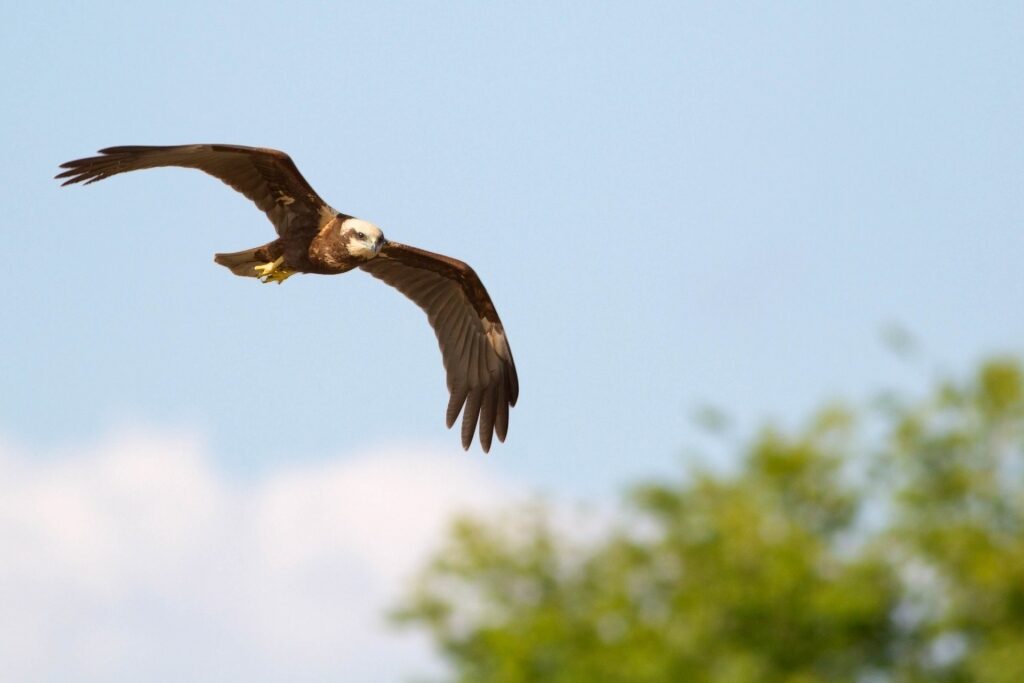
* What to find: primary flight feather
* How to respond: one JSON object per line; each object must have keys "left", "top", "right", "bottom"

{"left": 56, "top": 144, "right": 518, "bottom": 452}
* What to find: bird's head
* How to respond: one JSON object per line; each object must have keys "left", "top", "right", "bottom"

{"left": 340, "top": 217, "right": 385, "bottom": 260}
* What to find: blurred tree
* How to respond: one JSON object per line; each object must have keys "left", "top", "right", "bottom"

{"left": 394, "top": 359, "right": 1024, "bottom": 683}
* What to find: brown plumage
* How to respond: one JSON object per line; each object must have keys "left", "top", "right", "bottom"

{"left": 56, "top": 144, "right": 518, "bottom": 452}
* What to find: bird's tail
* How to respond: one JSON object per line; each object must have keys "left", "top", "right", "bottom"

{"left": 214, "top": 247, "right": 263, "bottom": 277}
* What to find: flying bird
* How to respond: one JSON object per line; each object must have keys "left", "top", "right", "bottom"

{"left": 56, "top": 144, "right": 518, "bottom": 452}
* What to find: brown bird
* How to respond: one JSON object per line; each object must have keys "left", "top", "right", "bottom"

{"left": 57, "top": 144, "right": 518, "bottom": 452}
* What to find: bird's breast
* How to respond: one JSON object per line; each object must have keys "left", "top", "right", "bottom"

{"left": 308, "top": 225, "right": 359, "bottom": 274}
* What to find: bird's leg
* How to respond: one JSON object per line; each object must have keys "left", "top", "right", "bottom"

{"left": 254, "top": 256, "right": 294, "bottom": 284}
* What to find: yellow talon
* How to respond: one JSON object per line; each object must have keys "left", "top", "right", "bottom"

{"left": 253, "top": 256, "right": 283, "bottom": 277}
{"left": 254, "top": 256, "right": 294, "bottom": 284}
{"left": 262, "top": 269, "right": 294, "bottom": 284}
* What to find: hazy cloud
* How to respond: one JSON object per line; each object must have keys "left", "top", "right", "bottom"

{"left": 0, "top": 430, "right": 513, "bottom": 682}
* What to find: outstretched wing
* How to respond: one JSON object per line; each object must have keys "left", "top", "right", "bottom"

{"left": 360, "top": 242, "right": 519, "bottom": 452}
{"left": 56, "top": 144, "right": 329, "bottom": 235}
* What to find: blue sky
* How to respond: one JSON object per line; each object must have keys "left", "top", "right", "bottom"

{"left": 1, "top": 3, "right": 1022, "bottom": 680}
{"left": 4, "top": 2, "right": 1023, "bottom": 493}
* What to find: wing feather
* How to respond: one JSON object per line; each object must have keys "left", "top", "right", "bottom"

{"left": 447, "top": 386, "right": 470, "bottom": 429}
{"left": 460, "top": 391, "right": 483, "bottom": 451}
{"left": 479, "top": 383, "right": 498, "bottom": 453}
{"left": 495, "top": 380, "right": 509, "bottom": 443}
{"left": 360, "top": 241, "right": 518, "bottom": 451}
{"left": 56, "top": 144, "right": 330, "bottom": 236}
{"left": 463, "top": 331, "right": 482, "bottom": 389}
{"left": 448, "top": 313, "right": 475, "bottom": 378}
{"left": 431, "top": 296, "right": 463, "bottom": 350}
{"left": 434, "top": 296, "right": 460, "bottom": 334}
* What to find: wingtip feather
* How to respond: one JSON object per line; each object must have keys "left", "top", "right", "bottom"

{"left": 460, "top": 392, "right": 482, "bottom": 451}
{"left": 478, "top": 383, "right": 498, "bottom": 453}
{"left": 446, "top": 387, "right": 469, "bottom": 429}
{"left": 495, "top": 381, "right": 509, "bottom": 443}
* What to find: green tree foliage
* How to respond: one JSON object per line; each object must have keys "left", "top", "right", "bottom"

{"left": 394, "top": 359, "right": 1024, "bottom": 682}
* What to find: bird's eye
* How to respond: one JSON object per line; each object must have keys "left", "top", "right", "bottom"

{"left": 356, "top": 231, "right": 366, "bottom": 240}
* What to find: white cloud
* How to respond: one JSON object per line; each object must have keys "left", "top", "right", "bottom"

{"left": 0, "top": 430, "right": 515, "bottom": 683}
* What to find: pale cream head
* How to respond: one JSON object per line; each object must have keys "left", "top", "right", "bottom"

{"left": 341, "top": 217, "right": 385, "bottom": 259}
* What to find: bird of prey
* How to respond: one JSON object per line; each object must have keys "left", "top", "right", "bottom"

{"left": 56, "top": 144, "right": 518, "bottom": 452}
